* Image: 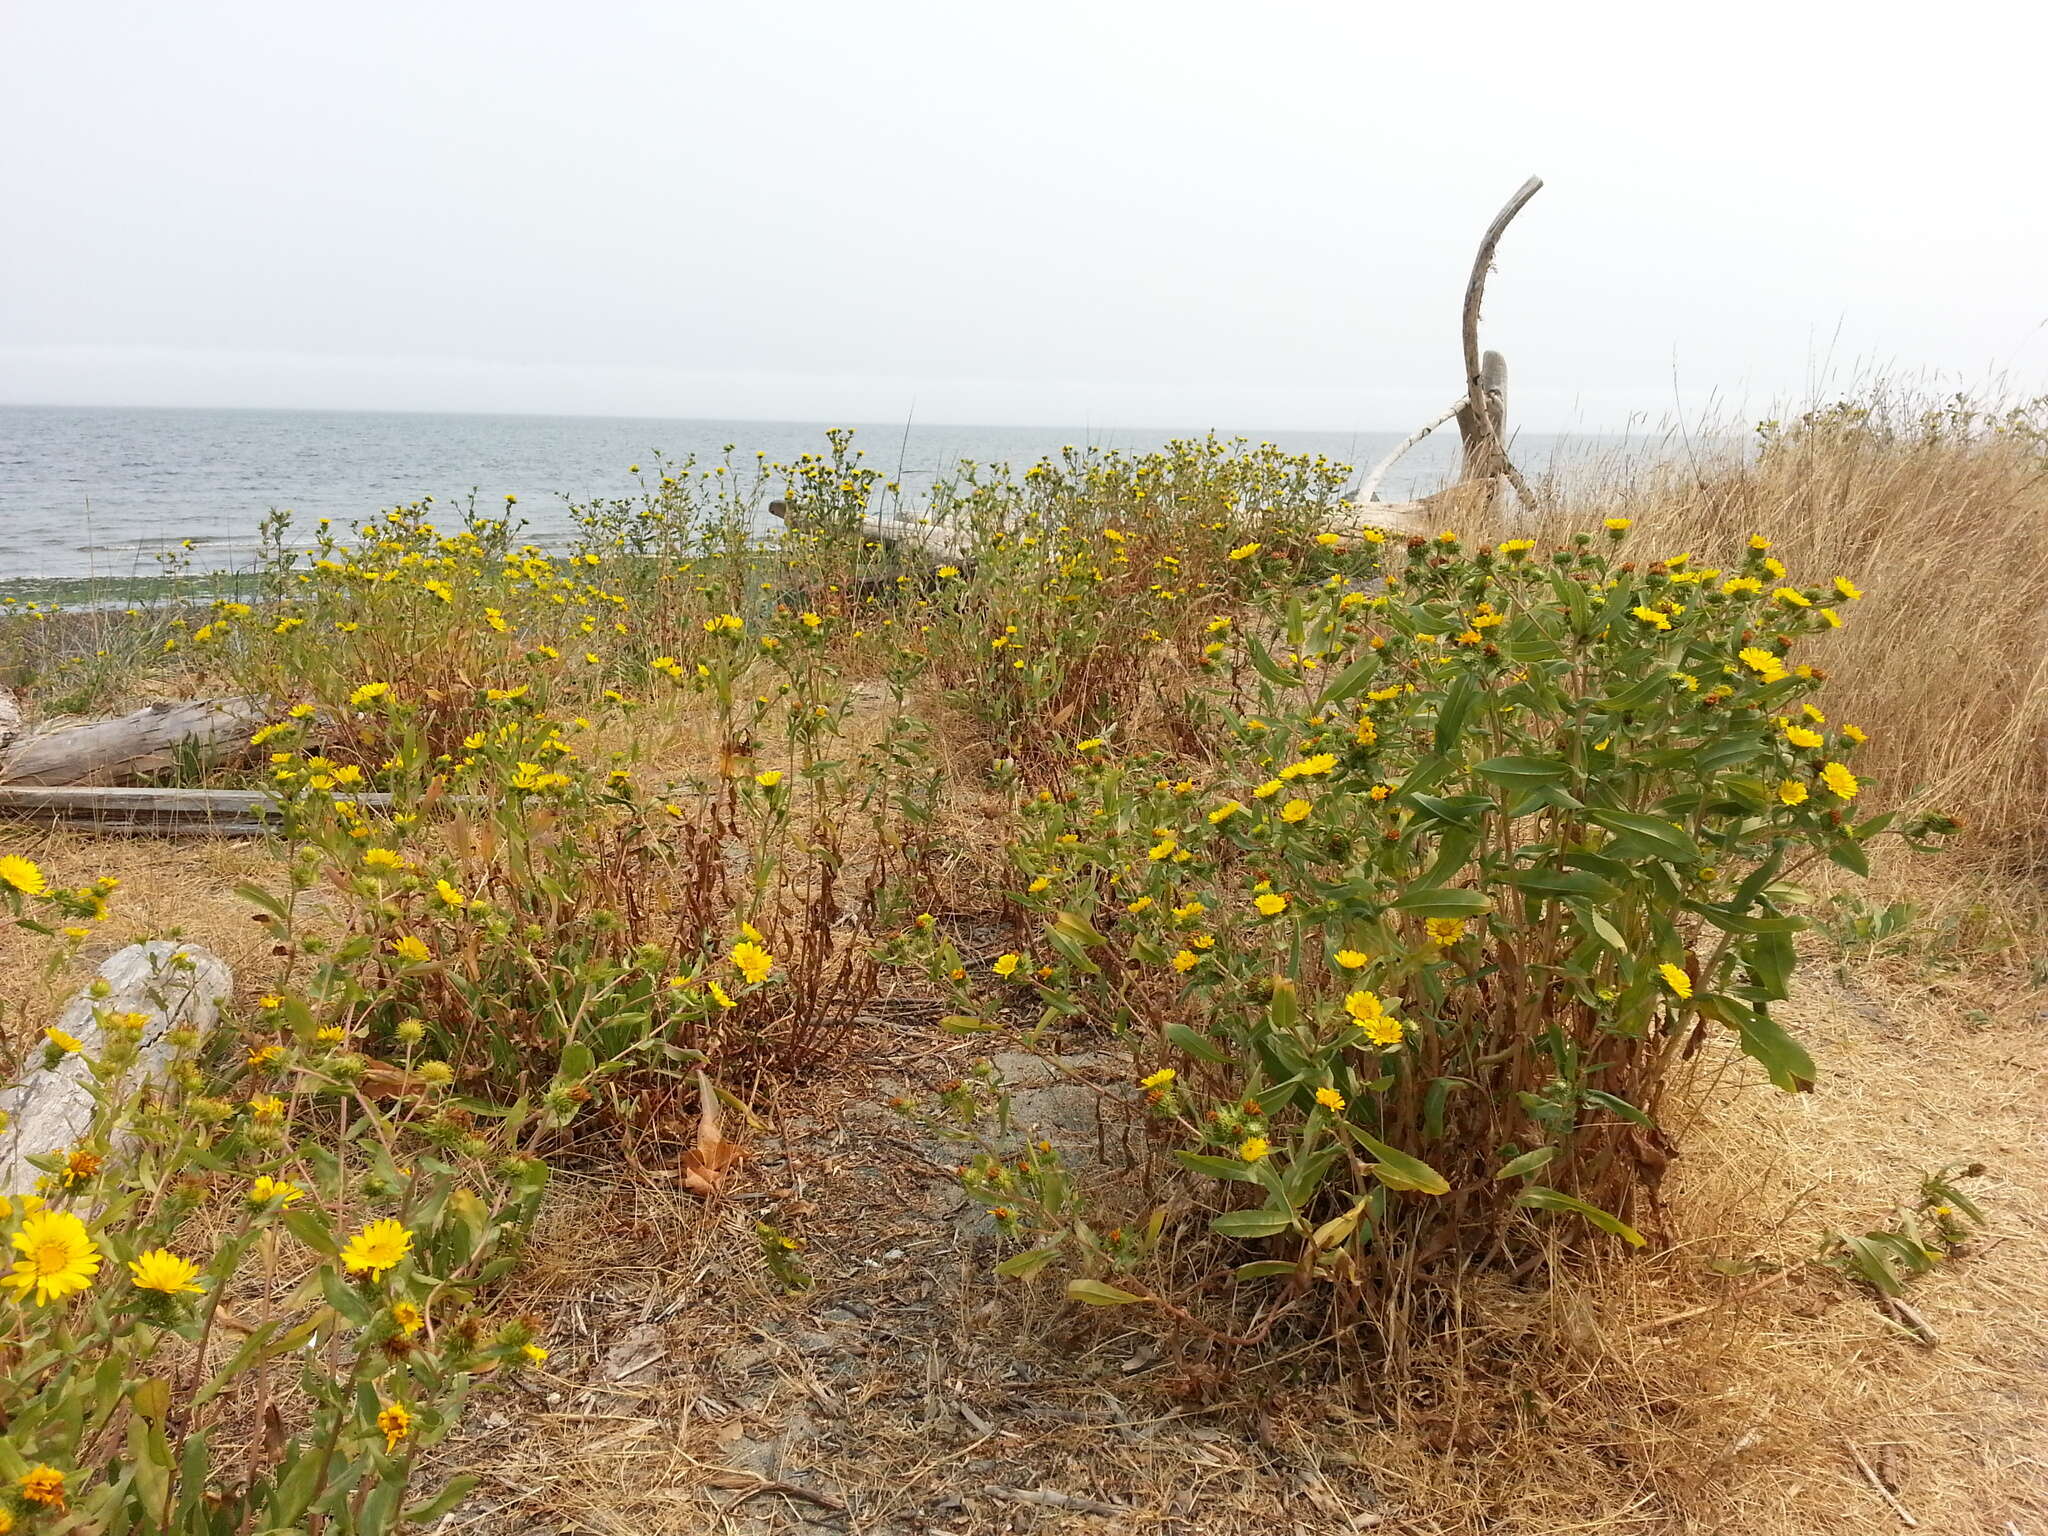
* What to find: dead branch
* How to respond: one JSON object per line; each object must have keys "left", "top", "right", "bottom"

{"left": 1460, "top": 176, "right": 1544, "bottom": 510}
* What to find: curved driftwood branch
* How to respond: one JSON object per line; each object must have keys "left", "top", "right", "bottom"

{"left": 0, "top": 697, "right": 267, "bottom": 787}
{"left": 0, "top": 940, "right": 231, "bottom": 1196}
{"left": 1354, "top": 399, "right": 1465, "bottom": 505}
{"left": 767, "top": 499, "right": 975, "bottom": 573}
{"left": 1460, "top": 176, "right": 1543, "bottom": 510}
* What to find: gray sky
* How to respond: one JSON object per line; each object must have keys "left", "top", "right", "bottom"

{"left": 4, "top": 0, "right": 2043, "bottom": 432}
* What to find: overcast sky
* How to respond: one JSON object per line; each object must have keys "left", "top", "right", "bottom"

{"left": 3, "top": 0, "right": 2043, "bottom": 432}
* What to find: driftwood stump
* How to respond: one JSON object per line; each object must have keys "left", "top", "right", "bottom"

{"left": 0, "top": 940, "right": 231, "bottom": 1197}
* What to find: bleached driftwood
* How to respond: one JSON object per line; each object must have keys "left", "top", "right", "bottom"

{"left": 0, "top": 688, "right": 22, "bottom": 757}
{"left": 766, "top": 499, "right": 976, "bottom": 573}
{"left": 1458, "top": 177, "right": 1543, "bottom": 511}
{"left": 0, "top": 697, "right": 268, "bottom": 787}
{"left": 0, "top": 785, "right": 397, "bottom": 838}
{"left": 0, "top": 940, "right": 231, "bottom": 1197}
{"left": 1353, "top": 399, "right": 1465, "bottom": 507}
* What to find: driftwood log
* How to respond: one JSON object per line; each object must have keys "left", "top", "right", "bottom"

{"left": 0, "top": 940, "right": 230, "bottom": 1197}
{"left": 0, "top": 693, "right": 267, "bottom": 788}
{"left": 0, "top": 785, "right": 396, "bottom": 838}
{"left": 765, "top": 500, "right": 976, "bottom": 574}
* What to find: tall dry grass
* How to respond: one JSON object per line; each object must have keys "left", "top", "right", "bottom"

{"left": 1488, "top": 389, "right": 2048, "bottom": 869}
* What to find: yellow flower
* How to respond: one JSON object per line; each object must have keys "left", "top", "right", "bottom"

{"left": 392, "top": 1300, "right": 425, "bottom": 1336}
{"left": 1604, "top": 517, "right": 1633, "bottom": 532}
{"left": 1254, "top": 892, "right": 1288, "bottom": 916}
{"left": 707, "top": 981, "right": 736, "bottom": 1009}
{"left": 1833, "top": 576, "right": 1862, "bottom": 601}
{"left": 1657, "top": 963, "right": 1693, "bottom": 999}
{"left": 1842, "top": 723, "right": 1867, "bottom": 744}
{"left": 1314, "top": 1086, "right": 1346, "bottom": 1112}
{"left": 991, "top": 953, "right": 1021, "bottom": 977}
{"left": 1140, "top": 1067, "right": 1176, "bottom": 1089}
{"left": 248, "top": 1094, "right": 286, "bottom": 1123}
{"left": 390, "top": 935, "right": 431, "bottom": 964}
{"left": 435, "top": 879, "right": 466, "bottom": 908}
{"left": 1343, "top": 990, "right": 1404, "bottom": 1045}
{"left": 1333, "top": 949, "right": 1368, "bottom": 969}
{"left": 128, "top": 1248, "right": 205, "bottom": 1295}
{"left": 1147, "top": 836, "right": 1178, "bottom": 861}
{"left": 1227, "top": 542, "right": 1261, "bottom": 561}
{"left": 1279, "top": 798, "right": 1311, "bottom": 824}
{"left": 1498, "top": 538, "right": 1534, "bottom": 557}
{"left": 378, "top": 1400, "right": 413, "bottom": 1453}
{"left": 1631, "top": 605, "right": 1672, "bottom": 630}
{"left": 5, "top": 1209, "right": 101, "bottom": 1306}
{"left": 1738, "top": 646, "right": 1786, "bottom": 682}
{"left": 1778, "top": 780, "right": 1809, "bottom": 806}
{"left": 1170, "top": 948, "right": 1202, "bottom": 972}
{"left": 755, "top": 770, "right": 783, "bottom": 788}
{"left": 44, "top": 1028, "right": 83, "bottom": 1054}
{"left": 936, "top": 565, "right": 960, "bottom": 579}
{"left": 522, "top": 1343, "right": 550, "bottom": 1366}
{"left": 1819, "top": 607, "right": 1842, "bottom": 628}
{"left": 1783, "top": 725, "right": 1823, "bottom": 749}
{"left": 340, "top": 1218, "right": 414, "bottom": 1278}
{"left": 1772, "top": 586, "right": 1811, "bottom": 608}
{"left": 1075, "top": 737, "right": 1104, "bottom": 752}
{"left": 1425, "top": 917, "right": 1466, "bottom": 946}
{"left": 348, "top": 682, "right": 390, "bottom": 707}
{"left": 1748, "top": 534, "right": 1771, "bottom": 551}
{"left": 249, "top": 1176, "right": 304, "bottom": 1208}
{"left": 1027, "top": 875, "right": 1052, "bottom": 894}
{"left": 0, "top": 855, "right": 47, "bottom": 896}
{"left": 1820, "top": 761, "right": 1860, "bottom": 800}
{"left": 18, "top": 1466, "right": 66, "bottom": 1510}
{"left": 1252, "top": 778, "right": 1282, "bottom": 799}
{"left": 1208, "top": 799, "right": 1244, "bottom": 824}
{"left": 1124, "top": 895, "right": 1153, "bottom": 914}
{"left": 730, "top": 941, "right": 774, "bottom": 984}
{"left": 1237, "top": 1136, "right": 1270, "bottom": 1162}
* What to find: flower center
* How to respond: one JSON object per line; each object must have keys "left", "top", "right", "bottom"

{"left": 34, "top": 1240, "right": 70, "bottom": 1274}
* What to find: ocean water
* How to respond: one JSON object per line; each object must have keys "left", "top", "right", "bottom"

{"left": 0, "top": 404, "right": 1597, "bottom": 582}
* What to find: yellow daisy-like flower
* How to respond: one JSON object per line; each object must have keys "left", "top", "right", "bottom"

{"left": 1657, "top": 963, "right": 1693, "bottom": 999}
{"left": 340, "top": 1218, "right": 414, "bottom": 1279}
{"left": 392, "top": 1300, "right": 425, "bottom": 1336}
{"left": 1631, "top": 605, "right": 1671, "bottom": 631}
{"left": 1254, "top": 892, "right": 1288, "bottom": 916}
{"left": 1783, "top": 725, "right": 1823, "bottom": 749}
{"left": 1772, "top": 587, "right": 1811, "bottom": 608}
{"left": 249, "top": 1176, "right": 304, "bottom": 1208}
{"left": 1227, "top": 542, "right": 1261, "bottom": 561}
{"left": 45, "top": 1028, "right": 83, "bottom": 1054}
{"left": 1738, "top": 646, "right": 1787, "bottom": 682}
{"left": 522, "top": 1343, "right": 550, "bottom": 1366}
{"left": 1170, "top": 948, "right": 1202, "bottom": 973}
{"left": 1314, "top": 1086, "right": 1346, "bottom": 1112}
{"left": 1237, "top": 1136, "right": 1270, "bottom": 1162}
{"left": 1424, "top": 916, "right": 1467, "bottom": 946}
{"left": 434, "top": 879, "right": 466, "bottom": 908}
{"left": 755, "top": 770, "right": 783, "bottom": 788}
{"left": 1604, "top": 517, "right": 1633, "bottom": 532}
{"left": 1207, "top": 800, "right": 1244, "bottom": 824}
{"left": 18, "top": 1465, "right": 66, "bottom": 1510}
{"left": 348, "top": 682, "right": 390, "bottom": 707}
{"left": 128, "top": 1248, "right": 205, "bottom": 1295}
{"left": 991, "top": 952, "right": 1021, "bottom": 977}
{"left": 1820, "top": 761, "right": 1859, "bottom": 800}
{"left": 390, "top": 935, "right": 430, "bottom": 964}
{"left": 1841, "top": 723, "right": 1867, "bottom": 744}
{"left": 729, "top": 940, "right": 774, "bottom": 985}
{"left": 1124, "top": 896, "right": 1153, "bottom": 914}
{"left": 1833, "top": 576, "right": 1862, "bottom": 601}
{"left": 1333, "top": 949, "right": 1368, "bottom": 969}
{"left": 707, "top": 981, "right": 737, "bottom": 1009}
{"left": 5, "top": 1209, "right": 101, "bottom": 1306}
{"left": 1279, "top": 798, "right": 1311, "bottom": 824}
{"left": 377, "top": 1400, "right": 412, "bottom": 1453}
{"left": 1748, "top": 534, "right": 1771, "bottom": 551}
{"left": 1252, "top": 778, "right": 1282, "bottom": 799}
{"left": 1074, "top": 737, "right": 1104, "bottom": 752}
{"left": 1778, "top": 780, "right": 1809, "bottom": 806}
{"left": 0, "top": 855, "right": 48, "bottom": 896}
{"left": 1140, "top": 1067, "right": 1176, "bottom": 1089}
{"left": 248, "top": 1095, "right": 286, "bottom": 1123}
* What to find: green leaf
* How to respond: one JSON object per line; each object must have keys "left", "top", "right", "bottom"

{"left": 1165, "top": 1023, "right": 1230, "bottom": 1064}
{"left": 1052, "top": 909, "right": 1106, "bottom": 946}
{"left": 1494, "top": 1147, "right": 1558, "bottom": 1180}
{"left": 404, "top": 1476, "right": 480, "bottom": 1527}
{"left": 994, "top": 1246, "right": 1062, "bottom": 1279}
{"left": 1066, "top": 1278, "right": 1146, "bottom": 1306}
{"left": 1433, "top": 676, "right": 1478, "bottom": 757}
{"left": 1245, "top": 634, "right": 1304, "bottom": 689}
{"left": 1584, "top": 1089, "right": 1655, "bottom": 1129}
{"left": 1211, "top": 1208, "right": 1296, "bottom": 1239}
{"left": 1234, "top": 1259, "right": 1301, "bottom": 1280}
{"left": 1588, "top": 808, "right": 1700, "bottom": 864}
{"left": 1734, "top": 1004, "right": 1815, "bottom": 1092}
{"left": 1173, "top": 1150, "right": 1260, "bottom": 1183}
{"left": 938, "top": 1015, "right": 998, "bottom": 1033}
{"left": 1517, "top": 1186, "right": 1647, "bottom": 1246}
{"left": 1687, "top": 901, "right": 1808, "bottom": 935}
{"left": 1475, "top": 755, "right": 1571, "bottom": 787}
{"left": 1316, "top": 650, "right": 1384, "bottom": 709}
{"left": 1388, "top": 887, "right": 1493, "bottom": 919}
{"left": 1512, "top": 868, "right": 1616, "bottom": 900}
{"left": 1348, "top": 1131, "right": 1450, "bottom": 1195}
